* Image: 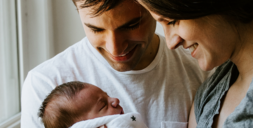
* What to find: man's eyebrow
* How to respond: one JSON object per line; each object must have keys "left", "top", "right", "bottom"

{"left": 84, "top": 16, "right": 142, "bottom": 30}
{"left": 84, "top": 23, "right": 104, "bottom": 30}
{"left": 117, "top": 16, "right": 142, "bottom": 29}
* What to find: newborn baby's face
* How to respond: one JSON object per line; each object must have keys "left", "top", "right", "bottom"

{"left": 73, "top": 84, "right": 124, "bottom": 121}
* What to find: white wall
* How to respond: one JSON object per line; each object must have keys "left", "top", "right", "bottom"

{"left": 52, "top": 0, "right": 85, "bottom": 54}
{"left": 51, "top": 0, "right": 164, "bottom": 54}
{"left": 155, "top": 21, "right": 165, "bottom": 36}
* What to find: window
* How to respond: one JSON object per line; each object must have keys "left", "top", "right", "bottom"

{"left": 0, "top": 0, "right": 20, "bottom": 126}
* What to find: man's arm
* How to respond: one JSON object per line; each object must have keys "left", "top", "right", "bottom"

{"left": 188, "top": 103, "right": 197, "bottom": 128}
{"left": 21, "top": 71, "right": 54, "bottom": 128}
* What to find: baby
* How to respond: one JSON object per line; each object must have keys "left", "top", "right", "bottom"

{"left": 39, "top": 81, "right": 147, "bottom": 128}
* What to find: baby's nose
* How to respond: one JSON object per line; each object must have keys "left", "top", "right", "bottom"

{"left": 111, "top": 98, "right": 120, "bottom": 108}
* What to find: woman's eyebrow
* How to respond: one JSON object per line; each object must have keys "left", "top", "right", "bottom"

{"left": 157, "top": 17, "right": 165, "bottom": 22}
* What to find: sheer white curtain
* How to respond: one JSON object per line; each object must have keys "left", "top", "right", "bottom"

{"left": 0, "top": 0, "right": 20, "bottom": 124}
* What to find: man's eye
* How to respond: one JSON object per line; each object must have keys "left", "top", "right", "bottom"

{"left": 91, "top": 29, "right": 103, "bottom": 33}
{"left": 167, "top": 20, "right": 177, "bottom": 26}
{"left": 126, "top": 22, "right": 140, "bottom": 30}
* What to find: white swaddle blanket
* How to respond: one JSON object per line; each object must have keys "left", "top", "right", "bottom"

{"left": 71, "top": 112, "right": 148, "bottom": 128}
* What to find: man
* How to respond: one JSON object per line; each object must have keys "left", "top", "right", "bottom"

{"left": 21, "top": 0, "right": 213, "bottom": 128}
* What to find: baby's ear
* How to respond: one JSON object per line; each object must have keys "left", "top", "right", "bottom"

{"left": 97, "top": 124, "right": 107, "bottom": 128}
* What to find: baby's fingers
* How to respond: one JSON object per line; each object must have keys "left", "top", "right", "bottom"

{"left": 98, "top": 124, "right": 107, "bottom": 128}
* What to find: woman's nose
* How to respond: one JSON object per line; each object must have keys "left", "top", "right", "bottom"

{"left": 166, "top": 35, "right": 184, "bottom": 49}
{"left": 162, "top": 24, "right": 183, "bottom": 50}
{"left": 110, "top": 97, "right": 120, "bottom": 108}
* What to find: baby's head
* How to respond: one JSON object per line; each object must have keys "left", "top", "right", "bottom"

{"left": 39, "top": 81, "right": 124, "bottom": 128}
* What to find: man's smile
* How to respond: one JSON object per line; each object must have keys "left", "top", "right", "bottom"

{"left": 108, "top": 45, "right": 138, "bottom": 62}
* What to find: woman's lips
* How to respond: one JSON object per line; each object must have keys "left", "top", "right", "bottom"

{"left": 188, "top": 43, "right": 198, "bottom": 57}
{"left": 110, "top": 46, "right": 137, "bottom": 62}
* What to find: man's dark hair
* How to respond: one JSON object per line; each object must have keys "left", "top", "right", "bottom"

{"left": 72, "top": 0, "right": 126, "bottom": 16}
{"left": 38, "top": 81, "right": 88, "bottom": 128}
{"left": 139, "top": 0, "right": 253, "bottom": 23}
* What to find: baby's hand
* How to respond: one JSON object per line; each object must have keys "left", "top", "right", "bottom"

{"left": 98, "top": 124, "right": 107, "bottom": 128}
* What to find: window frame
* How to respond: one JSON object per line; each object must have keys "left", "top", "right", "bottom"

{"left": 0, "top": 0, "right": 20, "bottom": 127}
{"left": 1, "top": 0, "right": 54, "bottom": 127}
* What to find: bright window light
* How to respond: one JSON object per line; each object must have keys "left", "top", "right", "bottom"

{"left": 0, "top": 0, "right": 20, "bottom": 124}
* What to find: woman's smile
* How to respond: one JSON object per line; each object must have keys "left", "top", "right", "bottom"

{"left": 188, "top": 43, "right": 198, "bottom": 57}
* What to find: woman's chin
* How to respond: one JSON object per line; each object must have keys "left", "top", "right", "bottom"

{"left": 198, "top": 60, "right": 215, "bottom": 71}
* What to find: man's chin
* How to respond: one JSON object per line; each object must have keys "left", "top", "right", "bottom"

{"left": 111, "top": 65, "right": 133, "bottom": 72}
{"left": 108, "top": 62, "right": 135, "bottom": 72}
{"left": 102, "top": 52, "right": 142, "bottom": 71}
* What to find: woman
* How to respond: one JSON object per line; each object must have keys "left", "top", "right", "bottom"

{"left": 137, "top": 0, "right": 253, "bottom": 128}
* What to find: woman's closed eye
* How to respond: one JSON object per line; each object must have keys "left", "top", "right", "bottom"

{"left": 167, "top": 20, "right": 177, "bottom": 26}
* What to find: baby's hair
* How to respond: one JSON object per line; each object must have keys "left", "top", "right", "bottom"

{"left": 38, "top": 81, "right": 89, "bottom": 128}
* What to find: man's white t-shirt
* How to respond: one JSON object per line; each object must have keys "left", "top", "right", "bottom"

{"left": 21, "top": 35, "right": 213, "bottom": 128}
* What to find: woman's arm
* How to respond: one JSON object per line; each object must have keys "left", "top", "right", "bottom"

{"left": 188, "top": 103, "right": 197, "bottom": 128}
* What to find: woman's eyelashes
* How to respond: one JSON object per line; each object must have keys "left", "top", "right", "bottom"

{"left": 167, "top": 20, "right": 177, "bottom": 26}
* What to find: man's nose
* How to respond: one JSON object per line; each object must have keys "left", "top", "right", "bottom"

{"left": 105, "top": 31, "right": 128, "bottom": 56}
{"left": 110, "top": 97, "right": 120, "bottom": 108}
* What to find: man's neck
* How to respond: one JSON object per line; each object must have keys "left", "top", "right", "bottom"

{"left": 133, "top": 34, "right": 160, "bottom": 70}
